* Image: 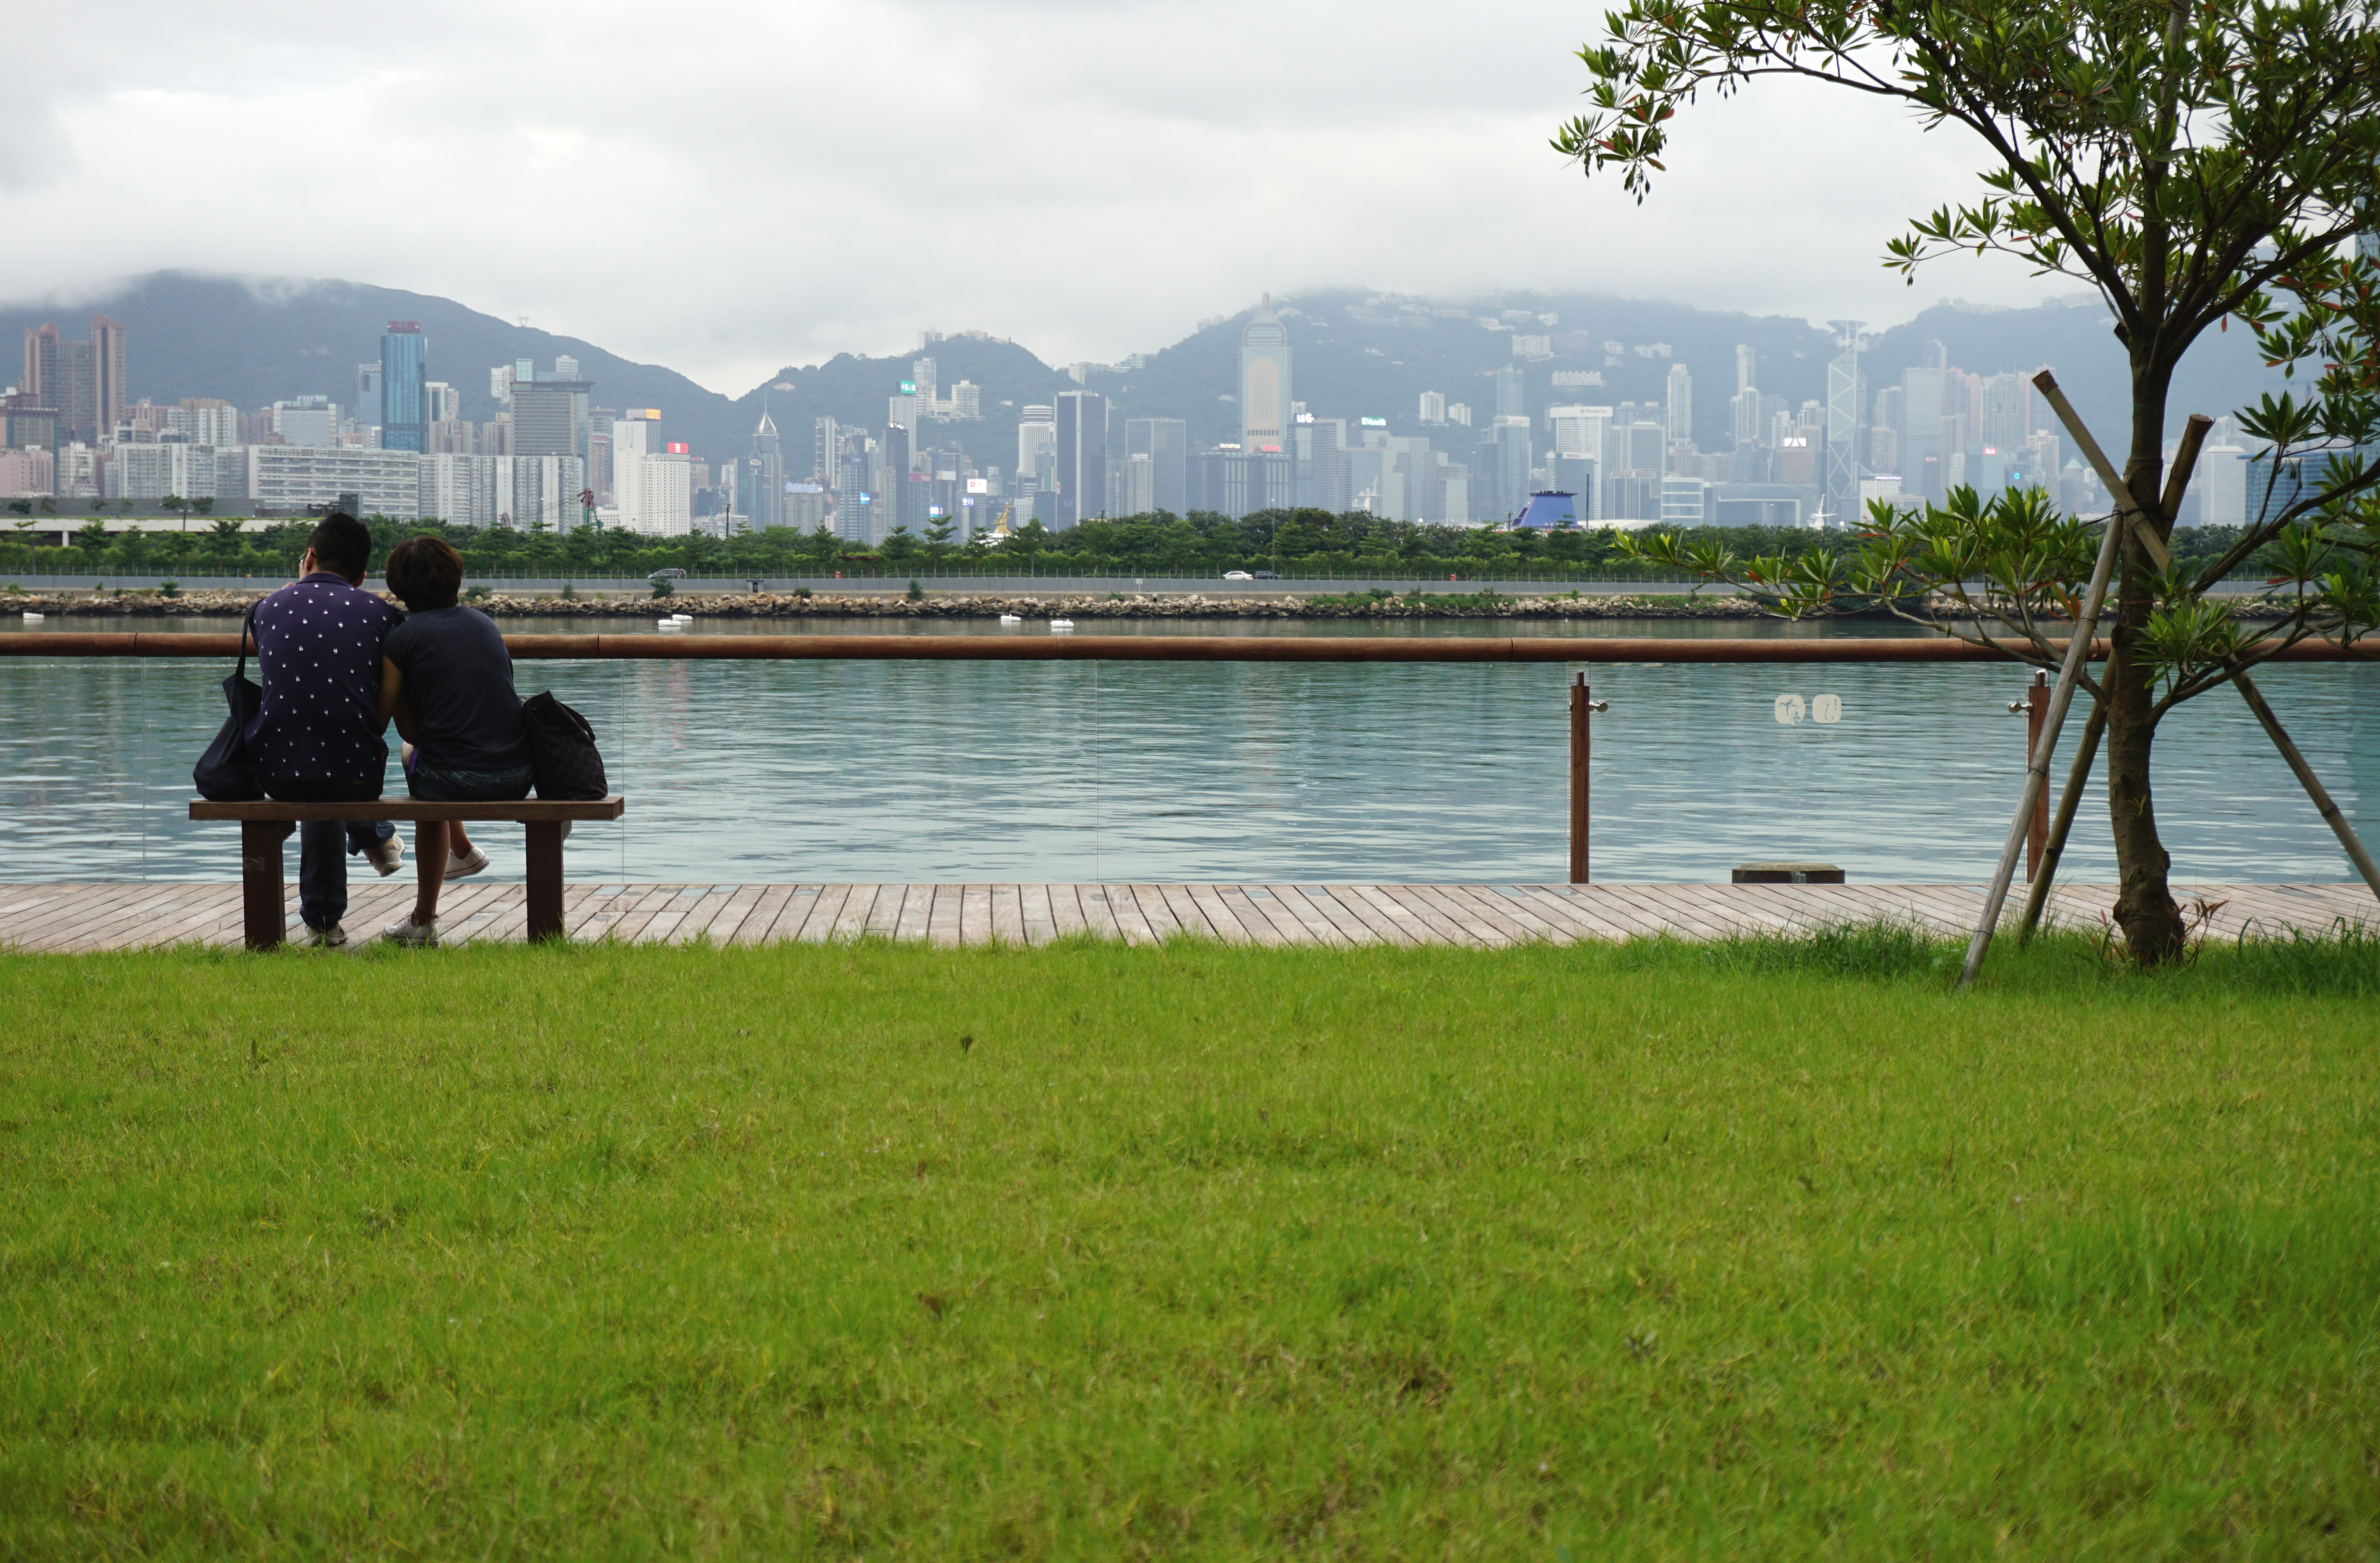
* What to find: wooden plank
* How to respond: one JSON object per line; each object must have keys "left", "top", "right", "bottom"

{"left": 1043, "top": 884, "right": 1089, "bottom": 941}
{"left": 1309, "top": 884, "right": 1415, "bottom": 946}
{"left": 1508, "top": 886, "right": 1636, "bottom": 943}
{"left": 774, "top": 884, "right": 831, "bottom": 942}
{"left": 851, "top": 884, "right": 896, "bottom": 939}
{"left": 1263, "top": 884, "right": 1350, "bottom": 946}
{"left": 928, "top": 884, "right": 966, "bottom": 947}
{"left": 1219, "top": 885, "right": 1300, "bottom": 944}
{"left": 1395, "top": 884, "right": 1515, "bottom": 946}
{"left": 1075, "top": 884, "right": 1126, "bottom": 942}
{"left": 1297, "top": 885, "right": 1384, "bottom": 945}
{"left": 1345, "top": 883, "right": 1460, "bottom": 945}
{"left": 609, "top": 885, "right": 684, "bottom": 943}
{"left": 42, "top": 882, "right": 162, "bottom": 951}
{"left": 1129, "top": 885, "right": 1184, "bottom": 942}
{"left": 1019, "top": 883, "right": 1059, "bottom": 945}
{"left": 1182, "top": 883, "right": 1258, "bottom": 944}
{"left": 831, "top": 884, "right": 881, "bottom": 940}
{"left": 894, "top": 885, "right": 936, "bottom": 944}
{"left": 988, "top": 884, "right": 1026, "bottom": 945}
{"left": 568, "top": 885, "right": 634, "bottom": 941}
{"left": 62, "top": 885, "right": 217, "bottom": 947}
{"left": 1450, "top": 885, "right": 1575, "bottom": 944}
{"left": 1155, "top": 882, "right": 1223, "bottom": 942}
{"left": 695, "top": 884, "right": 768, "bottom": 944}
{"left": 727, "top": 883, "right": 795, "bottom": 945}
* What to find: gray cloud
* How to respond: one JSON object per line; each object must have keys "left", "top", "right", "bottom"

{"left": 0, "top": 0, "right": 2067, "bottom": 392}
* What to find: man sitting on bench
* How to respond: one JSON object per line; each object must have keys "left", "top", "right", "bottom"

{"left": 248, "top": 511, "right": 406, "bottom": 947}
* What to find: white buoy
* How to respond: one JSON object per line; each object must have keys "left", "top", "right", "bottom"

{"left": 657, "top": 618, "right": 683, "bottom": 630}
{"left": 671, "top": 613, "right": 695, "bottom": 624}
{"left": 21, "top": 612, "right": 43, "bottom": 623}
{"left": 1048, "top": 617, "right": 1075, "bottom": 630}
{"left": 998, "top": 613, "right": 1023, "bottom": 626}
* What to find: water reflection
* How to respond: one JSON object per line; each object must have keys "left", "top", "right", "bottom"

{"left": 0, "top": 618, "right": 2368, "bottom": 884}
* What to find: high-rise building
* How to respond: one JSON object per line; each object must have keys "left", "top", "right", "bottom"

{"left": 511, "top": 369, "right": 592, "bottom": 461}
{"left": 879, "top": 421, "right": 915, "bottom": 539}
{"left": 1418, "top": 391, "right": 1447, "bottom": 424}
{"left": 90, "top": 316, "right": 127, "bottom": 442}
{"left": 812, "top": 416, "right": 839, "bottom": 484}
{"left": 1825, "top": 323, "right": 1866, "bottom": 523}
{"left": 1901, "top": 340, "right": 1948, "bottom": 499}
{"left": 1054, "top": 391, "right": 1106, "bottom": 526}
{"left": 611, "top": 413, "right": 654, "bottom": 529}
{"left": 1494, "top": 365, "right": 1525, "bottom": 421}
{"left": 1240, "top": 296, "right": 1291, "bottom": 453}
{"left": 21, "top": 324, "right": 60, "bottom": 409}
{"left": 1735, "top": 343, "right": 1756, "bottom": 395}
{"left": 747, "top": 408, "right": 785, "bottom": 530}
{"left": 1299, "top": 417, "right": 1347, "bottom": 513}
{"left": 1016, "top": 405, "right": 1056, "bottom": 492}
{"left": 273, "top": 396, "right": 341, "bottom": 447}
{"left": 1666, "top": 362, "right": 1694, "bottom": 445}
{"left": 1124, "top": 417, "right": 1187, "bottom": 514}
{"left": 380, "top": 322, "right": 428, "bottom": 453}
{"left": 1548, "top": 405, "right": 1614, "bottom": 515}
{"left": 1980, "top": 372, "right": 2030, "bottom": 455}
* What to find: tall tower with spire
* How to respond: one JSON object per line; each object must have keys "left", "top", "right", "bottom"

{"left": 1240, "top": 293, "right": 1291, "bottom": 454}
{"left": 747, "top": 406, "right": 785, "bottom": 530}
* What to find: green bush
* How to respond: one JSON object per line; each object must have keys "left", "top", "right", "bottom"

{"left": 906, "top": 577, "right": 925, "bottom": 601}
{"left": 649, "top": 578, "right": 673, "bottom": 599}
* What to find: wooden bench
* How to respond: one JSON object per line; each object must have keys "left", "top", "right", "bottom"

{"left": 189, "top": 797, "right": 626, "bottom": 949}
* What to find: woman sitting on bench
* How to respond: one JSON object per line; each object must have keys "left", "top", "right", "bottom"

{"left": 375, "top": 537, "right": 534, "bottom": 946}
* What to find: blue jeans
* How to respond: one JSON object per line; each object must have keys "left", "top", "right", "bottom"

{"left": 263, "top": 778, "right": 393, "bottom": 932}
{"left": 405, "top": 756, "right": 535, "bottom": 804}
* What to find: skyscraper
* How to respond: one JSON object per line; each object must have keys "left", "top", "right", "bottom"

{"left": 380, "top": 322, "right": 428, "bottom": 453}
{"left": 1666, "top": 362, "right": 1694, "bottom": 446}
{"left": 880, "top": 420, "right": 915, "bottom": 539}
{"left": 1240, "top": 296, "right": 1291, "bottom": 453}
{"left": 1735, "top": 343, "right": 1756, "bottom": 395}
{"left": 90, "top": 315, "right": 127, "bottom": 441}
{"left": 812, "top": 416, "right": 839, "bottom": 486}
{"left": 1124, "top": 418, "right": 1188, "bottom": 514}
{"left": 747, "top": 408, "right": 785, "bottom": 529}
{"left": 20, "top": 325, "right": 60, "bottom": 408}
{"left": 1494, "top": 365, "right": 1525, "bottom": 421}
{"left": 1054, "top": 391, "right": 1107, "bottom": 527}
{"left": 1825, "top": 322, "right": 1866, "bottom": 523}
{"left": 1017, "top": 405, "right": 1056, "bottom": 493}
{"left": 511, "top": 368, "right": 592, "bottom": 462}
{"left": 1901, "top": 339, "right": 1948, "bottom": 499}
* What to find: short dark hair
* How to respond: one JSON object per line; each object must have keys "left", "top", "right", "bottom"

{"left": 384, "top": 536, "right": 465, "bottom": 612}
{"left": 307, "top": 512, "right": 372, "bottom": 580}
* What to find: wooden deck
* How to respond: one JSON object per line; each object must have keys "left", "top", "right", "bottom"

{"left": 0, "top": 880, "right": 2370, "bottom": 953}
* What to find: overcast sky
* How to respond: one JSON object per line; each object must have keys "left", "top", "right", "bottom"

{"left": 1, "top": 0, "right": 2077, "bottom": 394}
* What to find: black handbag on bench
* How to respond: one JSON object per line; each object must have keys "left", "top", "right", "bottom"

{"left": 192, "top": 604, "right": 265, "bottom": 802}
{"left": 520, "top": 691, "right": 608, "bottom": 800}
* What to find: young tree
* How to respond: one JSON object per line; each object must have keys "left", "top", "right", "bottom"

{"left": 1557, "top": 0, "right": 2380, "bottom": 961}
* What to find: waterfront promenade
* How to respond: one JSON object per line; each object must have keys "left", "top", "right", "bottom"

{"left": 3, "top": 878, "right": 2368, "bottom": 953}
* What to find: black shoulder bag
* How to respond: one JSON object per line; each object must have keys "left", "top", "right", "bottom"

{"left": 520, "top": 690, "right": 608, "bottom": 800}
{"left": 193, "top": 604, "right": 266, "bottom": 801}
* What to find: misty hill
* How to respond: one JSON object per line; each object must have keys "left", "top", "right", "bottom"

{"left": 4, "top": 271, "right": 2278, "bottom": 484}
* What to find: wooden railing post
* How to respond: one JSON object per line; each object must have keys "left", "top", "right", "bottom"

{"left": 1570, "top": 675, "right": 1606, "bottom": 884}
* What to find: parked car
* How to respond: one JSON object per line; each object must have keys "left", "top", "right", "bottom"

{"left": 649, "top": 568, "right": 688, "bottom": 581}
{"left": 1223, "top": 570, "right": 1253, "bottom": 581}
{"left": 1252, "top": 570, "right": 1281, "bottom": 579}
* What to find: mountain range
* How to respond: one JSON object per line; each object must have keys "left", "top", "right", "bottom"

{"left": 2, "top": 270, "right": 2279, "bottom": 484}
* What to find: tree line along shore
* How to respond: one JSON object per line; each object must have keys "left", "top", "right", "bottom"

{"left": 0, "top": 508, "right": 2294, "bottom": 588}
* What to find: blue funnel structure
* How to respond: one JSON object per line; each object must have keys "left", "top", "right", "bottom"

{"left": 1510, "top": 491, "right": 1579, "bottom": 529}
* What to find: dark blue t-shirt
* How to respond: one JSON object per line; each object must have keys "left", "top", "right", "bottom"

{"left": 247, "top": 573, "right": 402, "bottom": 783}
{"left": 383, "top": 605, "right": 531, "bottom": 773}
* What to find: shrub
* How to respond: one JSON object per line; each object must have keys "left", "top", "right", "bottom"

{"left": 795, "top": 586, "right": 813, "bottom": 599}
{"left": 906, "top": 578, "right": 925, "bottom": 601}
{"left": 159, "top": 580, "right": 178, "bottom": 598}
{"left": 559, "top": 581, "right": 577, "bottom": 600}
{"left": 650, "top": 579, "right": 673, "bottom": 599}
{"left": 464, "top": 585, "right": 491, "bottom": 602}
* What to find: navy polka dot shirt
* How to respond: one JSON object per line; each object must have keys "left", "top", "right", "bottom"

{"left": 245, "top": 572, "right": 404, "bottom": 783}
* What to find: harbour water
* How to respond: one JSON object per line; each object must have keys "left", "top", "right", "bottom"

{"left": 2, "top": 617, "right": 2372, "bottom": 886}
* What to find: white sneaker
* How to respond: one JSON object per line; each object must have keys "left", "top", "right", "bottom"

{"left": 444, "top": 846, "right": 490, "bottom": 882}
{"left": 363, "top": 834, "right": 405, "bottom": 877}
{"left": 304, "top": 922, "right": 348, "bottom": 948}
{"left": 380, "top": 915, "right": 440, "bottom": 947}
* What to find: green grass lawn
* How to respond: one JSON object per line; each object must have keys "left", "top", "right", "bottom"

{"left": 2, "top": 927, "right": 2376, "bottom": 1559}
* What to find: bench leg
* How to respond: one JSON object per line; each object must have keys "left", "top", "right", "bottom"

{"left": 240, "top": 820, "right": 286, "bottom": 951}
{"left": 525, "top": 821, "right": 565, "bottom": 942}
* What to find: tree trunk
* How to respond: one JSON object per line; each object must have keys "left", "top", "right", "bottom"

{"left": 2106, "top": 356, "right": 2187, "bottom": 963}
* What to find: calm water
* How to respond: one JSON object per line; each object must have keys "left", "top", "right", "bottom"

{"left": 2, "top": 617, "right": 2372, "bottom": 884}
